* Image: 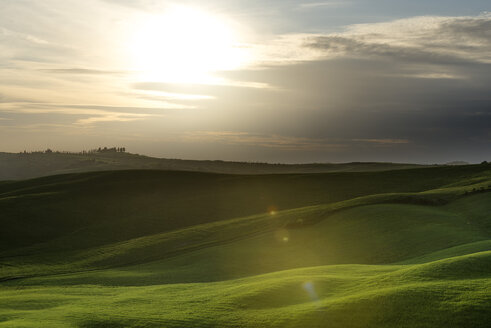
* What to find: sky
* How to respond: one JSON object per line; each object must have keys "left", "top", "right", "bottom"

{"left": 0, "top": 0, "right": 490, "bottom": 163}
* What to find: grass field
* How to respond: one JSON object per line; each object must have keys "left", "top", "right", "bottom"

{"left": 0, "top": 164, "right": 490, "bottom": 327}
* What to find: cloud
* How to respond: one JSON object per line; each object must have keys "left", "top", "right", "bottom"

{"left": 251, "top": 13, "right": 491, "bottom": 69}
{"left": 0, "top": 27, "right": 50, "bottom": 45}
{"left": 0, "top": 102, "right": 171, "bottom": 125}
{"left": 0, "top": 93, "right": 31, "bottom": 104}
{"left": 100, "top": 0, "right": 166, "bottom": 11}
{"left": 180, "top": 131, "right": 412, "bottom": 151}
{"left": 181, "top": 131, "right": 345, "bottom": 151}
{"left": 136, "top": 90, "right": 215, "bottom": 101}
{"left": 400, "top": 72, "right": 465, "bottom": 80}
{"left": 297, "top": 2, "right": 351, "bottom": 9}
{"left": 250, "top": 34, "right": 326, "bottom": 65}
{"left": 0, "top": 102, "right": 188, "bottom": 113}
{"left": 132, "top": 80, "right": 275, "bottom": 102}
{"left": 74, "top": 115, "right": 145, "bottom": 125}
{"left": 134, "top": 77, "right": 272, "bottom": 90}
{"left": 0, "top": 26, "right": 77, "bottom": 65}
{"left": 352, "top": 139, "right": 411, "bottom": 145}
{"left": 48, "top": 103, "right": 191, "bottom": 112}
{"left": 307, "top": 14, "right": 491, "bottom": 65}
{"left": 39, "top": 68, "right": 126, "bottom": 75}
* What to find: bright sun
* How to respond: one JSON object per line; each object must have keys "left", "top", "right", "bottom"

{"left": 130, "top": 7, "right": 249, "bottom": 84}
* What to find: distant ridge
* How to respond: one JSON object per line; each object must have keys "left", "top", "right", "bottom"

{"left": 446, "top": 161, "right": 470, "bottom": 165}
{"left": 0, "top": 151, "right": 432, "bottom": 180}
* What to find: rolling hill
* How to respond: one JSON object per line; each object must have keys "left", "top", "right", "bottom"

{"left": 0, "top": 163, "right": 490, "bottom": 327}
{"left": 0, "top": 151, "right": 429, "bottom": 180}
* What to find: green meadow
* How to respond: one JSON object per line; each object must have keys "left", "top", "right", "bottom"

{"left": 1, "top": 164, "right": 490, "bottom": 327}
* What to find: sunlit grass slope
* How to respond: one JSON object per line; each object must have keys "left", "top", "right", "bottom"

{"left": 1, "top": 252, "right": 490, "bottom": 328}
{"left": 0, "top": 164, "right": 490, "bottom": 327}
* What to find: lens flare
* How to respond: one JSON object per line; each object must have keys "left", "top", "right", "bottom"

{"left": 302, "top": 281, "right": 319, "bottom": 302}
{"left": 267, "top": 205, "right": 278, "bottom": 215}
{"left": 274, "top": 229, "right": 290, "bottom": 243}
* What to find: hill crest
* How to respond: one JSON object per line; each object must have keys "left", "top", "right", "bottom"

{"left": 0, "top": 151, "right": 431, "bottom": 180}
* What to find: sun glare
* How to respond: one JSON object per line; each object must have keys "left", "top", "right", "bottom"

{"left": 129, "top": 7, "right": 249, "bottom": 84}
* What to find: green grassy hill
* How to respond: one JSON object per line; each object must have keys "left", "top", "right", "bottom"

{"left": 0, "top": 164, "right": 490, "bottom": 327}
{"left": 0, "top": 151, "right": 429, "bottom": 180}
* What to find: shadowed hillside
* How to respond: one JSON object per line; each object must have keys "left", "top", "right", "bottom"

{"left": 1, "top": 164, "right": 489, "bottom": 252}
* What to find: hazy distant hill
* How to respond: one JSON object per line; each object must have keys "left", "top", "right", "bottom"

{"left": 446, "top": 161, "right": 470, "bottom": 165}
{"left": 0, "top": 151, "right": 429, "bottom": 180}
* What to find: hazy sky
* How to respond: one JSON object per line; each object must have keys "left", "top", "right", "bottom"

{"left": 1, "top": 0, "right": 490, "bottom": 163}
